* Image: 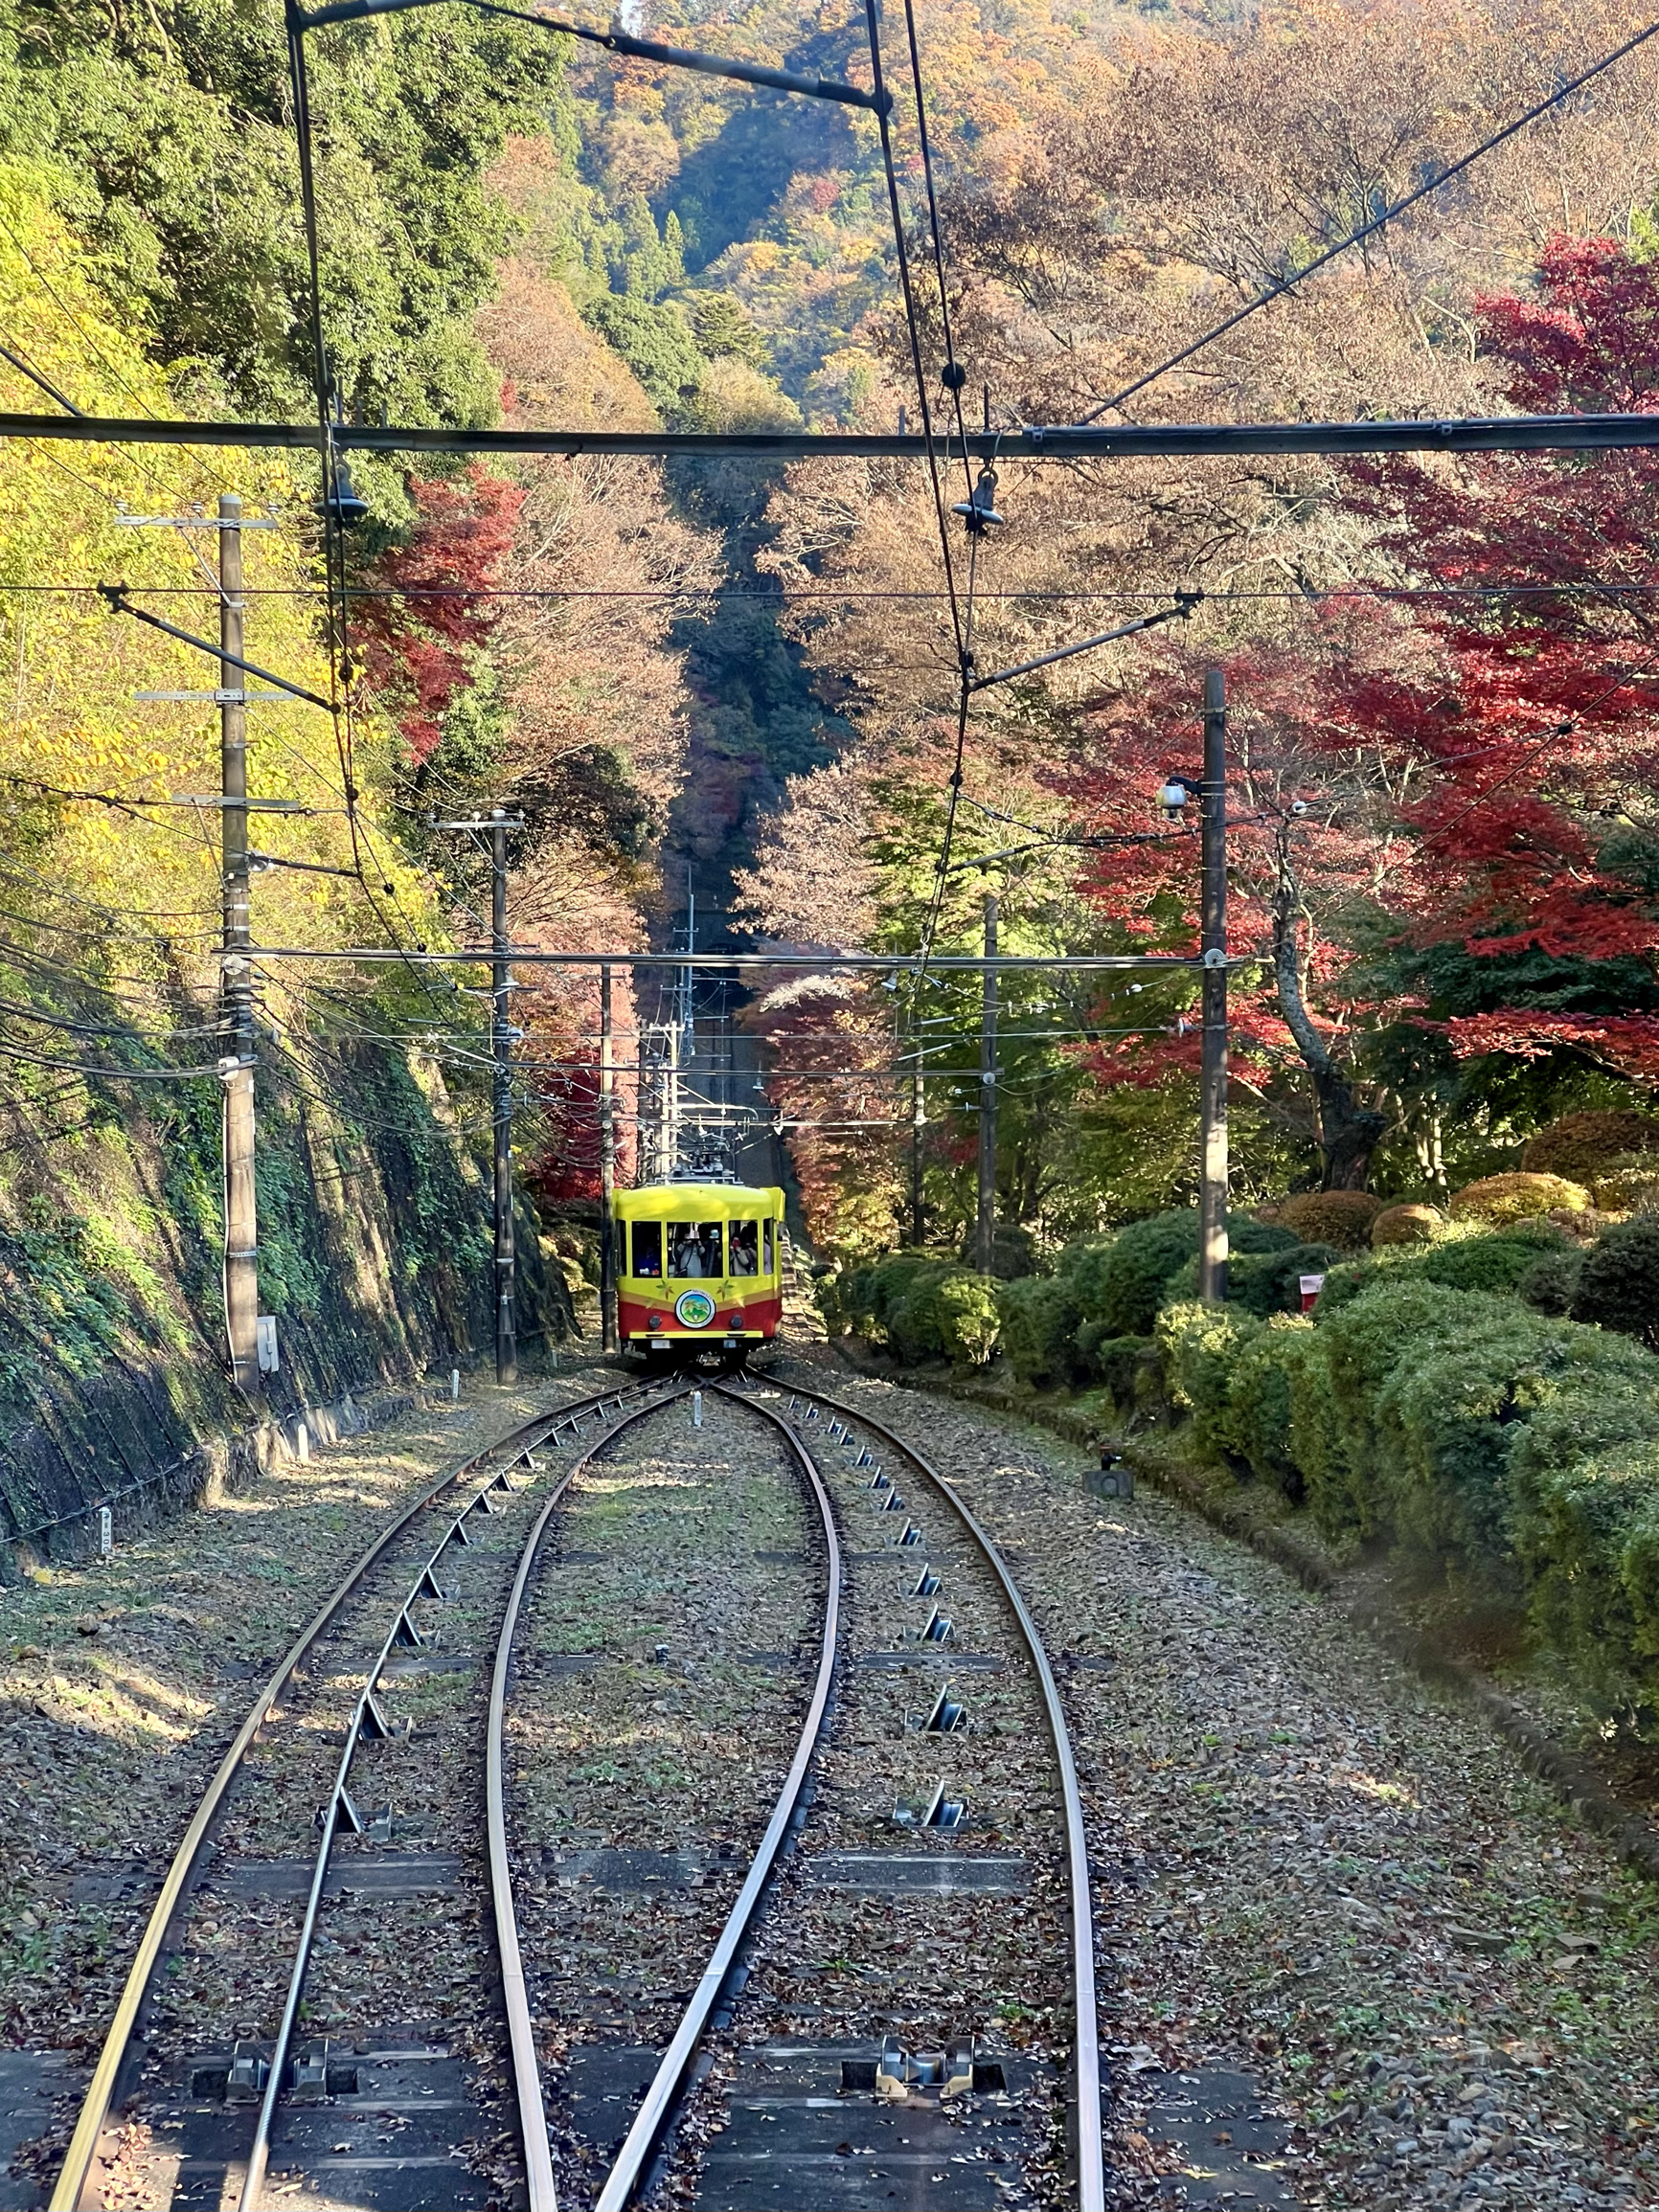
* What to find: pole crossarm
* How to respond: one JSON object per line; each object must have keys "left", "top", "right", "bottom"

{"left": 10, "top": 407, "right": 1659, "bottom": 461}
{"left": 295, "top": 0, "right": 889, "bottom": 108}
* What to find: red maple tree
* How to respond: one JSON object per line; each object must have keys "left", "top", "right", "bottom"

{"left": 352, "top": 466, "right": 524, "bottom": 768}
{"left": 1066, "top": 235, "right": 1659, "bottom": 1182}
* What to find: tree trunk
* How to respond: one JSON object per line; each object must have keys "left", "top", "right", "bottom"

{"left": 1273, "top": 846, "right": 1388, "bottom": 1190}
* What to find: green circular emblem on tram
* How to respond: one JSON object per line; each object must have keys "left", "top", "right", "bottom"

{"left": 674, "top": 1289, "right": 716, "bottom": 1329}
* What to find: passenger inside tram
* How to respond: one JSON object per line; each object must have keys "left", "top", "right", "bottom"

{"left": 670, "top": 1223, "right": 722, "bottom": 1277}
{"left": 728, "top": 1220, "right": 759, "bottom": 1276}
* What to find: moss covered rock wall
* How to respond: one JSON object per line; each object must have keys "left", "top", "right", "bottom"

{"left": 0, "top": 1043, "right": 572, "bottom": 1569}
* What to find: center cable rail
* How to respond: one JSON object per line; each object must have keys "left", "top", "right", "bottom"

{"left": 771, "top": 1372, "right": 1107, "bottom": 2212}
{"left": 52, "top": 1373, "right": 665, "bottom": 2212}
{"left": 485, "top": 1380, "right": 696, "bottom": 2212}
{"left": 500, "top": 1385, "right": 840, "bottom": 2212}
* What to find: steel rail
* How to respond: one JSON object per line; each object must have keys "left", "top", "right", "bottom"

{"left": 779, "top": 1375, "right": 1106, "bottom": 2212}
{"left": 486, "top": 1385, "right": 692, "bottom": 2212}
{"left": 49, "top": 1376, "right": 647, "bottom": 2212}
{"left": 239, "top": 1381, "right": 665, "bottom": 2209}
{"left": 590, "top": 1385, "right": 843, "bottom": 2212}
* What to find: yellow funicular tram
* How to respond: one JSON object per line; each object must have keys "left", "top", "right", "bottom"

{"left": 613, "top": 1179, "right": 786, "bottom": 1362}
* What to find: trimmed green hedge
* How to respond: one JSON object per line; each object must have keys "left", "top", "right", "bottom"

{"left": 1572, "top": 1215, "right": 1659, "bottom": 1349}
{"left": 825, "top": 1254, "right": 1000, "bottom": 1366}
{"left": 1167, "top": 1264, "right": 1659, "bottom": 1718}
{"left": 997, "top": 1276, "right": 1085, "bottom": 1388}
{"left": 1313, "top": 1220, "right": 1572, "bottom": 1313}
{"left": 1055, "top": 1208, "right": 1295, "bottom": 1339}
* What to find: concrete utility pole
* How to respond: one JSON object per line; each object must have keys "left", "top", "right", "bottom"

{"left": 664, "top": 1014, "right": 680, "bottom": 1177}
{"left": 489, "top": 808, "right": 517, "bottom": 1383}
{"left": 600, "top": 962, "right": 617, "bottom": 1354}
{"left": 218, "top": 493, "right": 260, "bottom": 1396}
{"left": 909, "top": 1070, "right": 926, "bottom": 1247}
{"left": 1198, "top": 667, "right": 1230, "bottom": 1302}
{"left": 977, "top": 892, "right": 998, "bottom": 1275}
{"left": 434, "top": 808, "right": 523, "bottom": 1380}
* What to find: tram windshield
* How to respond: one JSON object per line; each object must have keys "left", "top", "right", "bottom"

{"left": 728, "top": 1221, "right": 760, "bottom": 1276}
{"left": 630, "top": 1221, "right": 662, "bottom": 1277}
{"left": 762, "top": 1219, "right": 775, "bottom": 1275}
{"left": 669, "top": 1222, "right": 724, "bottom": 1278}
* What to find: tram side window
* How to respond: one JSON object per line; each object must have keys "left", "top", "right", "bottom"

{"left": 631, "top": 1222, "right": 662, "bottom": 1278}
{"left": 729, "top": 1220, "right": 760, "bottom": 1276}
{"left": 762, "top": 1219, "right": 776, "bottom": 1276}
{"left": 670, "top": 1222, "right": 724, "bottom": 1278}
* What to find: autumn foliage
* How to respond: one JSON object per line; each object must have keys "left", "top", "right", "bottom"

{"left": 353, "top": 468, "right": 525, "bottom": 767}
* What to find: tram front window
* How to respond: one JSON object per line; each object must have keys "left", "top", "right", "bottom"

{"left": 729, "top": 1221, "right": 760, "bottom": 1276}
{"left": 670, "top": 1222, "right": 724, "bottom": 1278}
{"left": 762, "top": 1219, "right": 776, "bottom": 1276}
{"left": 630, "top": 1221, "right": 662, "bottom": 1278}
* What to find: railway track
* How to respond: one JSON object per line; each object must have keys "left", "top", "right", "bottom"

{"left": 50, "top": 1369, "right": 1104, "bottom": 2212}
{"left": 503, "top": 1374, "right": 1103, "bottom": 2212}
{"left": 48, "top": 1373, "right": 678, "bottom": 2212}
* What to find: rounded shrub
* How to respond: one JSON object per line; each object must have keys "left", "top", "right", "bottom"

{"left": 827, "top": 1265, "right": 877, "bottom": 1336}
{"left": 1055, "top": 1237, "right": 1118, "bottom": 1315}
{"left": 1419, "top": 1222, "right": 1571, "bottom": 1296}
{"left": 1308, "top": 1277, "right": 1508, "bottom": 1539}
{"left": 1275, "top": 1189, "right": 1384, "bottom": 1250}
{"left": 1449, "top": 1171, "right": 1589, "bottom": 1224}
{"left": 1514, "top": 1437, "right": 1659, "bottom": 1705}
{"left": 1157, "top": 1300, "right": 1261, "bottom": 1459}
{"left": 1372, "top": 1308, "right": 1567, "bottom": 1573}
{"left": 1220, "top": 1316, "right": 1319, "bottom": 1498}
{"left": 959, "top": 1223, "right": 1040, "bottom": 1278}
{"left": 1242, "top": 1241, "right": 1340, "bottom": 1316}
{"left": 1314, "top": 1226, "right": 1571, "bottom": 1311}
{"left": 1519, "top": 1247, "right": 1584, "bottom": 1316}
{"left": 1521, "top": 1108, "right": 1659, "bottom": 1184}
{"left": 996, "top": 1275, "right": 1085, "bottom": 1388}
{"left": 1507, "top": 1353, "right": 1659, "bottom": 1568}
{"left": 880, "top": 1268, "right": 998, "bottom": 1366}
{"left": 1067, "top": 1209, "right": 1291, "bottom": 1339}
{"left": 1571, "top": 1215, "right": 1659, "bottom": 1349}
{"left": 1372, "top": 1203, "right": 1443, "bottom": 1247}
{"left": 935, "top": 1274, "right": 1002, "bottom": 1365}
{"left": 1591, "top": 1166, "right": 1659, "bottom": 1214}
{"left": 1076, "top": 1324, "right": 1155, "bottom": 1412}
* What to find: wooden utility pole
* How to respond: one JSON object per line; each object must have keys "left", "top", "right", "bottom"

{"left": 489, "top": 808, "right": 517, "bottom": 1382}
{"left": 977, "top": 892, "right": 998, "bottom": 1275}
{"left": 218, "top": 493, "right": 260, "bottom": 1395}
{"left": 1198, "top": 667, "right": 1230, "bottom": 1301}
{"left": 600, "top": 962, "right": 617, "bottom": 1354}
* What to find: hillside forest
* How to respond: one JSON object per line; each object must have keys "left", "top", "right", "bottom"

{"left": 10, "top": 3, "right": 1659, "bottom": 1476}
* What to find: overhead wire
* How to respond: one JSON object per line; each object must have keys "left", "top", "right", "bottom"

{"left": 0, "top": 1037, "right": 222, "bottom": 1079}
{"left": 12, "top": 577, "right": 1659, "bottom": 604}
